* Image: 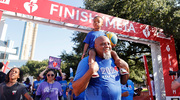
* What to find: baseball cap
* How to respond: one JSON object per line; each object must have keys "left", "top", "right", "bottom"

{"left": 62, "top": 73, "right": 66, "bottom": 76}
{"left": 149, "top": 74, "right": 153, "bottom": 77}
{"left": 69, "top": 77, "right": 74, "bottom": 79}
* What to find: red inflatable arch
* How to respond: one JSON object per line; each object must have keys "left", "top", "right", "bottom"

{"left": 0, "top": 0, "right": 179, "bottom": 99}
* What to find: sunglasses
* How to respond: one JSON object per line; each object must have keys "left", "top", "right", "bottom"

{"left": 47, "top": 74, "right": 55, "bottom": 77}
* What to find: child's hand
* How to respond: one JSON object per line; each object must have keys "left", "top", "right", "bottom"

{"left": 112, "top": 44, "right": 116, "bottom": 48}
{"left": 89, "top": 62, "right": 99, "bottom": 74}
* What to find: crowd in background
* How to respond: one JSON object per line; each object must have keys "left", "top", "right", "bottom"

{"left": 0, "top": 63, "right": 77, "bottom": 100}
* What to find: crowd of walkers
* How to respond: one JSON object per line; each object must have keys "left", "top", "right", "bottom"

{"left": 0, "top": 63, "right": 78, "bottom": 100}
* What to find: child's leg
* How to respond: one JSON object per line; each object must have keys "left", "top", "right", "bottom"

{"left": 88, "top": 49, "right": 99, "bottom": 78}
{"left": 88, "top": 49, "right": 96, "bottom": 64}
{"left": 111, "top": 50, "right": 129, "bottom": 72}
{"left": 111, "top": 50, "right": 120, "bottom": 61}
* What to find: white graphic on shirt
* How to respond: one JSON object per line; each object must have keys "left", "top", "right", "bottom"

{"left": 100, "top": 66, "right": 119, "bottom": 79}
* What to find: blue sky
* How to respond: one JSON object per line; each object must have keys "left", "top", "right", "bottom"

{"left": 5, "top": 0, "right": 84, "bottom": 61}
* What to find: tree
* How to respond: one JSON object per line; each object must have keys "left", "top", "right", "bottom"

{"left": 84, "top": 0, "right": 180, "bottom": 63}
{"left": 20, "top": 60, "right": 48, "bottom": 77}
{"left": 59, "top": 51, "right": 82, "bottom": 77}
{"left": 59, "top": 0, "right": 179, "bottom": 83}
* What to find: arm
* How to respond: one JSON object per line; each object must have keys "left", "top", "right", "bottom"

{"left": 32, "top": 82, "right": 36, "bottom": 92}
{"left": 171, "top": 79, "right": 180, "bottom": 90}
{"left": 81, "top": 43, "right": 89, "bottom": 59}
{"left": 111, "top": 51, "right": 129, "bottom": 72}
{"left": 59, "top": 69, "right": 64, "bottom": 78}
{"left": 70, "top": 90, "right": 74, "bottom": 100}
{"left": 121, "top": 74, "right": 129, "bottom": 85}
{"left": 24, "top": 92, "right": 33, "bottom": 100}
{"left": 39, "top": 66, "right": 48, "bottom": 79}
{"left": 171, "top": 73, "right": 180, "bottom": 90}
{"left": 118, "top": 58, "right": 129, "bottom": 84}
{"left": 72, "top": 62, "right": 99, "bottom": 96}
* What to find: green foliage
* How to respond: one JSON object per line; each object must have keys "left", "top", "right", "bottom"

{"left": 84, "top": 0, "right": 180, "bottom": 62}
{"left": 59, "top": 51, "right": 81, "bottom": 77}
{"left": 71, "top": 32, "right": 87, "bottom": 55}
{"left": 81, "top": 0, "right": 179, "bottom": 83}
{"left": 20, "top": 60, "right": 48, "bottom": 77}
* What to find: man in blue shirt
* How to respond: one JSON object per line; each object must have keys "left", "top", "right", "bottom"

{"left": 73, "top": 36, "right": 129, "bottom": 100}
{"left": 59, "top": 73, "right": 68, "bottom": 100}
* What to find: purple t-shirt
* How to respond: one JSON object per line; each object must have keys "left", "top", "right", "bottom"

{"left": 36, "top": 81, "right": 62, "bottom": 100}
{"left": 83, "top": 31, "right": 105, "bottom": 48}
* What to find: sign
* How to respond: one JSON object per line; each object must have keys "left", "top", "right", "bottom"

{"left": 0, "top": 0, "right": 161, "bottom": 41}
{"left": 48, "top": 56, "right": 61, "bottom": 70}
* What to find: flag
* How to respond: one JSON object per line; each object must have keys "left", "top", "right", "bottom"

{"left": 70, "top": 68, "right": 73, "bottom": 77}
{"left": 3, "top": 61, "right": 10, "bottom": 73}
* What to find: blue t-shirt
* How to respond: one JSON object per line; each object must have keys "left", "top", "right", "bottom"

{"left": 33, "top": 80, "right": 43, "bottom": 94}
{"left": 83, "top": 31, "right": 105, "bottom": 48}
{"left": 121, "top": 80, "right": 134, "bottom": 100}
{"left": 68, "top": 82, "right": 73, "bottom": 95}
{"left": 59, "top": 80, "right": 68, "bottom": 98}
{"left": 74, "top": 91, "right": 85, "bottom": 100}
{"left": 74, "top": 56, "right": 121, "bottom": 100}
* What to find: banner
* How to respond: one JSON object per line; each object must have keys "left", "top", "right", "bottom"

{"left": 0, "top": 0, "right": 164, "bottom": 41}
{"left": 48, "top": 56, "right": 61, "bottom": 70}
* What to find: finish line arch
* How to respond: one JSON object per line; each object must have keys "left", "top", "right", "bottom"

{"left": 0, "top": 0, "right": 179, "bottom": 99}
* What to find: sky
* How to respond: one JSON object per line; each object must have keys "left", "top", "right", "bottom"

{"left": 5, "top": 0, "right": 84, "bottom": 61}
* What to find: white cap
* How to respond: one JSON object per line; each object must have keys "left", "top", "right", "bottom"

{"left": 149, "top": 74, "right": 153, "bottom": 77}
{"left": 62, "top": 73, "right": 66, "bottom": 76}
{"left": 69, "top": 77, "right": 74, "bottom": 79}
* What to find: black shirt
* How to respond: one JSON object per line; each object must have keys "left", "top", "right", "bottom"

{"left": 0, "top": 72, "right": 6, "bottom": 83}
{"left": 0, "top": 82, "right": 28, "bottom": 100}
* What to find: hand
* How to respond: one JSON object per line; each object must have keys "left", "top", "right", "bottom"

{"left": 175, "top": 72, "right": 178, "bottom": 79}
{"left": 112, "top": 44, "right": 116, "bottom": 48}
{"left": 122, "top": 91, "right": 129, "bottom": 97}
{"left": 45, "top": 66, "right": 49, "bottom": 70}
{"left": 89, "top": 62, "right": 99, "bottom": 74}
{"left": 59, "top": 69, "right": 62, "bottom": 73}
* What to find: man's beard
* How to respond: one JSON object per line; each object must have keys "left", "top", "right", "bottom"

{"left": 103, "top": 51, "right": 111, "bottom": 59}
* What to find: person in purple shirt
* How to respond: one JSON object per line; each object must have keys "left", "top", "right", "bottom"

{"left": 35, "top": 69, "right": 62, "bottom": 100}
{"left": 39, "top": 66, "right": 65, "bottom": 82}
{"left": 73, "top": 36, "right": 129, "bottom": 100}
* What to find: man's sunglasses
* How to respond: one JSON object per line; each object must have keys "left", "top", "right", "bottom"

{"left": 47, "top": 74, "right": 55, "bottom": 77}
